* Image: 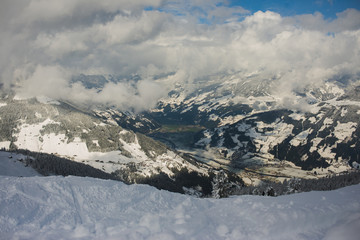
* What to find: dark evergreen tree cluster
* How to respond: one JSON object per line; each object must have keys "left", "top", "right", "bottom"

{"left": 113, "top": 166, "right": 244, "bottom": 198}
{"left": 231, "top": 171, "right": 360, "bottom": 197}
{"left": 114, "top": 167, "right": 215, "bottom": 197}
{"left": 7, "top": 149, "right": 117, "bottom": 180}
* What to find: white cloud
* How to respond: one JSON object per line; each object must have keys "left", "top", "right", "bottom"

{"left": 18, "top": 0, "right": 163, "bottom": 25}
{"left": 15, "top": 65, "right": 70, "bottom": 99}
{"left": 289, "top": 8, "right": 360, "bottom": 32}
{"left": 1, "top": 1, "right": 359, "bottom": 111}
{"left": 14, "top": 64, "right": 165, "bottom": 112}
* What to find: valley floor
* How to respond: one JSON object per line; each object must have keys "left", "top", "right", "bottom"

{"left": 0, "top": 156, "right": 359, "bottom": 240}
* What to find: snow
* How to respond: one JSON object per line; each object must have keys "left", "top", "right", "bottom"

{"left": 15, "top": 118, "right": 59, "bottom": 151}
{"left": 231, "top": 134, "right": 241, "bottom": 146}
{"left": 319, "top": 118, "right": 334, "bottom": 132}
{"left": 0, "top": 102, "right": 7, "bottom": 108}
{"left": 195, "top": 129, "right": 212, "bottom": 146}
{"left": 219, "top": 114, "right": 245, "bottom": 126}
{"left": 158, "top": 91, "right": 186, "bottom": 106}
{"left": 15, "top": 120, "right": 140, "bottom": 173}
{"left": 150, "top": 150, "right": 208, "bottom": 177}
{"left": 0, "top": 141, "right": 11, "bottom": 150}
{"left": 308, "top": 117, "right": 317, "bottom": 123}
{"left": 310, "top": 138, "right": 323, "bottom": 152}
{"left": 0, "top": 174, "right": 359, "bottom": 240}
{"left": 247, "top": 121, "right": 294, "bottom": 154}
{"left": 119, "top": 129, "right": 130, "bottom": 135}
{"left": 290, "top": 129, "right": 312, "bottom": 147}
{"left": 119, "top": 135, "right": 148, "bottom": 160}
{"left": 93, "top": 121, "right": 107, "bottom": 127}
{"left": 0, "top": 151, "right": 40, "bottom": 177}
{"left": 13, "top": 119, "right": 138, "bottom": 173}
{"left": 237, "top": 122, "right": 252, "bottom": 132}
{"left": 180, "top": 105, "right": 193, "bottom": 114}
{"left": 41, "top": 134, "right": 90, "bottom": 158}
{"left": 12, "top": 118, "right": 203, "bottom": 177}
{"left": 92, "top": 140, "right": 100, "bottom": 147}
{"left": 318, "top": 146, "right": 336, "bottom": 159}
{"left": 324, "top": 82, "right": 345, "bottom": 96}
{"left": 34, "top": 112, "right": 42, "bottom": 118}
{"left": 333, "top": 122, "right": 357, "bottom": 143}
{"left": 289, "top": 112, "right": 305, "bottom": 121}
{"left": 323, "top": 118, "right": 333, "bottom": 125}
{"left": 134, "top": 121, "right": 144, "bottom": 128}
{"left": 208, "top": 113, "right": 219, "bottom": 121}
{"left": 36, "top": 96, "right": 61, "bottom": 105}
{"left": 13, "top": 95, "right": 26, "bottom": 100}
{"left": 326, "top": 99, "right": 360, "bottom": 108}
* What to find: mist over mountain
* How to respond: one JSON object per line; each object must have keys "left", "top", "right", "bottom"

{"left": 0, "top": 1, "right": 359, "bottom": 112}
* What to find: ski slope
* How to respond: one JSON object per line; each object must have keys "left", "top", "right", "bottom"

{"left": 0, "top": 152, "right": 40, "bottom": 177}
{"left": 0, "top": 161, "right": 359, "bottom": 240}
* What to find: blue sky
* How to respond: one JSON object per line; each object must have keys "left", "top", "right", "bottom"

{"left": 157, "top": 0, "right": 360, "bottom": 25}
{"left": 229, "top": 0, "right": 360, "bottom": 19}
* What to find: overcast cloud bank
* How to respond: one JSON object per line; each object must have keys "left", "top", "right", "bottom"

{"left": 0, "top": 0, "right": 359, "bottom": 111}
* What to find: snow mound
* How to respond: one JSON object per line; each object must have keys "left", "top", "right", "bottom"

{"left": 0, "top": 152, "right": 40, "bottom": 177}
{"left": 0, "top": 175, "right": 359, "bottom": 240}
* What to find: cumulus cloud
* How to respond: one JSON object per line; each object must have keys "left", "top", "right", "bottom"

{"left": 0, "top": 0, "right": 359, "bottom": 111}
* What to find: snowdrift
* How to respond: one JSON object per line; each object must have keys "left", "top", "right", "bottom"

{"left": 0, "top": 174, "right": 359, "bottom": 240}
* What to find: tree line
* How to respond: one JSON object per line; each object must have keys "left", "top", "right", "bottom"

{"left": 2, "top": 148, "right": 360, "bottom": 198}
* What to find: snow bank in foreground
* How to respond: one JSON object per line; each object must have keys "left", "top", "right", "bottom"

{"left": 0, "top": 175, "right": 359, "bottom": 240}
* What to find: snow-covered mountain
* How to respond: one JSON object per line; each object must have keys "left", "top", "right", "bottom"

{"left": 2, "top": 71, "right": 360, "bottom": 194}
{"left": 0, "top": 158, "right": 359, "bottom": 240}
{"left": 193, "top": 103, "right": 359, "bottom": 178}
{"left": 148, "top": 74, "right": 360, "bottom": 184}
{"left": 152, "top": 72, "right": 348, "bottom": 127}
{"left": 93, "top": 109, "right": 159, "bottom": 134}
{"left": 60, "top": 73, "right": 360, "bottom": 188}
{"left": 0, "top": 96, "right": 239, "bottom": 196}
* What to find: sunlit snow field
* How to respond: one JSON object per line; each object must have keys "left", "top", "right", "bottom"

{"left": 0, "top": 153, "right": 359, "bottom": 240}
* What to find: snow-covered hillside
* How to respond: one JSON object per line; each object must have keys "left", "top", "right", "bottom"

{"left": 0, "top": 98, "right": 218, "bottom": 192}
{"left": 147, "top": 77, "right": 360, "bottom": 184}
{"left": 0, "top": 151, "right": 40, "bottom": 177}
{"left": 1, "top": 79, "right": 360, "bottom": 194}
{"left": 1, "top": 171, "right": 359, "bottom": 240}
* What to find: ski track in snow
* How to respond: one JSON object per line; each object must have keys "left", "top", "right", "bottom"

{"left": 0, "top": 172, "right": 359, "bottom": 240}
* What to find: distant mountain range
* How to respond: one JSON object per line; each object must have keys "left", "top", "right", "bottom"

{"left": 0, "top": 94, "right": 241, "bottom": 197}
{"left": 1, "top": 72, "right": 359, "bottom": 195}
{"left": 146, "top": 73, "right": 360, "bottom": 184}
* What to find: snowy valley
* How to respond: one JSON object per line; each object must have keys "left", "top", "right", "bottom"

{"left": 1, "top": 71, "right": 360, "bottom": 196}
{"left": 145, "top": 74, "right": 360, "bottom": 186}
